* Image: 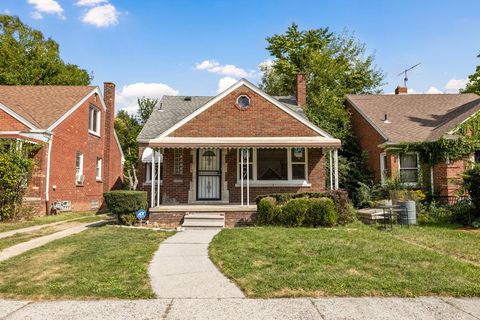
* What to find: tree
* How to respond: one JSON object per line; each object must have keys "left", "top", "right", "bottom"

{"left": 0, "top": 15, "right": 91, "bottom": 85}
{"left": 462, "top": 53, "right": 480, "bottom": 94}
{"left": 262, "top": 23, "right": 385, "bottom": 204}
{"left": 114, "top": 111, "right": 142, "bottom": 190}
{"left": 137, "top": 97, "right": 159, "bottom": 125}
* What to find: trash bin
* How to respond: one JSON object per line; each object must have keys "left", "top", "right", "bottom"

{"left": 397, "top": 200, "right": 416, "bottom": 225}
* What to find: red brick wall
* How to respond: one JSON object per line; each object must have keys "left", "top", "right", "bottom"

{"left": 149, "top": 211, "right": 257, "bottom": 228}
{"left": 161, "top": 148, "right": 192, "bottom": 204}
{"left": 0, "top": 109, "right": 30, "bottom": 131}
{"left": 170, "top": 86, "right": 319, "bottom": 137}
{"left": 433, "top": 158, "right": 468, "bottom": 197}
{"left": 347, "top": 101, "right": 387, "bottom": 182}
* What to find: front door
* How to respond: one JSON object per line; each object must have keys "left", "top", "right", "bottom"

{"left": 197, "top": 149, "right": 222, "bottom": 200}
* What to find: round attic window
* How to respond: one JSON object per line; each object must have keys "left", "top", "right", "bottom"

{"left": 236, "top": 95, "right": 251, "bottom": 109}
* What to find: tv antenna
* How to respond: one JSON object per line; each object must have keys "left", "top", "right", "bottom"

{"left": 397, "top": 63, "right": 421, "bottom": 87}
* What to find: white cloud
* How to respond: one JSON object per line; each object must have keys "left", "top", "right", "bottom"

{"left": 196, "top": 60, "right": 251, "bottom": 78}
{"left": 81, "top": 4, "right": 119, "bottom": 27}
{"left": 76, "top": 0, "right": 108, "bottom": 6}
{"left": 27, "top": 0, "right": 64, "bottom": 19}
{"left": 426, "top": 86, "right": 443, "bottom": 94}
{"left": 217, "top": 77, "right": 237, "bottom": 93}
{"left": 116, "top": 83, "right": 179, "bottom": 114}
{"left": 4, "top": 9, "right": 11, "bottom": 14}
{"left": 445, "top": 77, "right": 468, "bottom": 91}
{"left": 407, "top": 88, "right": 417, "bottom": 94}
{"left": 30, "top": 11, "right": 43, "bottom": 19}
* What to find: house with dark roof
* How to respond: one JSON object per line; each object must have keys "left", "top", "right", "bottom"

{"left": 347, "top": 86, "right": 480, "bottom": 198}
{"left": 137, "top": 75, "right": 341, "bottom": 228}
{"left": 0, "top": 83, "right": 124, "bottom": 214}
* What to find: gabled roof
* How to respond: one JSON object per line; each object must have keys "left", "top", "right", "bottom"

{"left": 0, "top": 85, "right": 97, "bottom": 129}
{"left": 139, "top": 79, "right": 333, "bottom": 140}
{"left": 346, "top": 93, "right": 480, "bottom": 143}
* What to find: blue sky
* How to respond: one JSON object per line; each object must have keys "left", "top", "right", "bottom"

{"left": 2, "top": 0, "right": 480, "bottom": 113}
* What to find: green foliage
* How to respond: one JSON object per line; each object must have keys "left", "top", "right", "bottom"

{"left": 103, "top": 190, "right": 147, "bottom": 225}
{"left": 262, "top": 23, "right": 381, "bottom": 202}
{"left": 279, "top": 198, "right": 310, "bottom": 227}
{"left": 417, "top": 200, "right": 475, "bottom": 226}
{"left": 463, "top": 165, "right": 480, "bottom": 221}
{"left": 256, "top": 197, "right": 281, "bottom": 225}
{"left": 461, "top": 52, "right": 480, "bottom": 94}
{"left": 0, "top": 15, "right": 91, "bottom": 85}
{"left": 0, "top": 149, "right": 36, "bottom": 221}
{"left": 306, "top": 197, "right": 338, "bottom": 227}
{"left": 137, "top": 97, "right": 158, "bottom": 125}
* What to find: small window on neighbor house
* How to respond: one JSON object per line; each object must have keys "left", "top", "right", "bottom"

{"left": 174, "top": 149, "right": 183, "bottom": 175}
{"left": 88, "top": 106, "right": 101, "bottom": 135}
{"left": 76, "top": 152, "right": 84, "bottom": 185}
{"left": 399, "top": 153, "right": 419, "bottom": 184}
{"left": 96, "top": 158, "right": 102, "bottom": 181}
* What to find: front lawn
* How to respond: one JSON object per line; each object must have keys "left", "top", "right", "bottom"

{"left": 0, "top": 211, "right": 97, "bottom": 233}
{"left": 209, "top": 223, "right": 480, "bottom": 298}
{"left": 0, "top": 225, "right": 173, "bottom": 299}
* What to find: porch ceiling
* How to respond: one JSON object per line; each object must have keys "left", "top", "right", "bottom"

{"left": 140, "top": 136, "right": 341, "bottom": 148}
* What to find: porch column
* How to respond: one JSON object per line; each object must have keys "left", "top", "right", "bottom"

{"left": 329, "top": 149, "right": 333, "bottom": 190}
{"left": 241, "top": 148, "right": 244, "bottom": 206}
{"left": 157, "top": 148, "right": 162, "bottom": 206}
{"left": 151, "top": 147, "right": 156, "bottom": 208}
{"left": 246, "top": 148, "right": 250, "bottom": 206}
{"left": 334, "top": 148, "right": 339, "bottom": 190}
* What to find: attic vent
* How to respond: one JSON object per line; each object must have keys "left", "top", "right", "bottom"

{"left": 184, "top": 96, "right": 192, "bottom": 101}
{"left": 383, "top": 114, "right": 391, "bottom": 124}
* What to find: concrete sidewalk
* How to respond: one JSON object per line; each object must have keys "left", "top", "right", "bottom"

{"left": 148, "top": 229, "right": 245, "bottom": 298}
{"left": 1, "top": 297, "right": 479, "bottom": 319}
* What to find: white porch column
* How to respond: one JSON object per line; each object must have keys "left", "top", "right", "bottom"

{"left": 241, "top": 148, "right": 244, "bottom": 206}
{"left": 157, "top": 149, "right": 162, "bottom": 206}
{"left": 329, "top": 149, "right": 333, "bottom": 190}
{"left": 151, "top": 147, "right": 156, "bottom": 208}
{"left": 246, "top": 148, "right": 250, "bottom": 206}
{"left": 334, "top": 148, "right": 339, "bottom": 190}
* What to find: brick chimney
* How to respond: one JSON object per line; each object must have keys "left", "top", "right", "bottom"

{"left": 395, "top": 85, "right": 408, "bottom": 95}
{"left": 295, "top": 73, "right": 307, "bottom": 107}
{"left": 103, "top": 82, "right": 115, "bottom": 192}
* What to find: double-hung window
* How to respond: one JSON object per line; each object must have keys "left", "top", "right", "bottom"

{"left": 76, "top": 152, "right": 84, "bottom": 185}
{"left": 237, "top": 148, "right": 308, "bottom": 184}
{"left": 399, "top": 153, "right": 420, "bottom": 184}
{"left": 88, "top": 106, "right": 101, "bottom": 136}
{"left": 96, "top": 158, "right": 102, "bottom": 181}
{"left": 145, "top": 163, "right": 161, "bottom": 184}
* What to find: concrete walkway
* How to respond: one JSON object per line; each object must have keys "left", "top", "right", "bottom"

{"left": 148, "top": 229, "right": 245, "bottom": 298}
{"left": 0, "top": 221, "right": 106, "bottom": 262}
{"left": 1, "top": 297, "right": 479, "bottom": 319}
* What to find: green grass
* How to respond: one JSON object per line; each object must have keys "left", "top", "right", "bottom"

{"left": 0, "top": 211, "right": 97, "bottom": 233}
{"left": 392, "top": 224, "right": 480, "bottom": 265}
{"left": 209, "top": 223, "right": 480, "bottom": 298}
{"left": 0, "top": 225, "right": 173, "bottom": 299}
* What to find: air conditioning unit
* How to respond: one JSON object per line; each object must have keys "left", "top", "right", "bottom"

{"left": 76, "top": 174, "right": 85, "bottom": 185}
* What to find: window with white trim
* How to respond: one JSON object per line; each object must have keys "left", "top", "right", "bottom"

{"left": 96, "top": 158, "right": 102, "bottom": 181}
{"left": 75, "top": 152, "right": 84, "bottom": 185}
{"left": 88, "top": 106, "right": 101, "bottom": 135}
{"left": 236, "top": 148, "right": 308, "bottom": 183}
{"left": 399, "top": 153, "right": 420, "bottom": 184}
{"left": 174, "top": 149, "right": 183, "bottom": 175}
{"left": 144, "top": 163, "right": 161, "bottom": 184}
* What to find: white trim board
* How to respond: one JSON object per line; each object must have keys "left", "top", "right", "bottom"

{"left": 157, "top": 78, "right": 334, "bottom": 139}
{"left": 345, "top": 96, "right": 389, "bottom": 141}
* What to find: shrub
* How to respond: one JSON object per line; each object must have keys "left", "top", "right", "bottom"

{"left": 256, "top": 190, "right": 354, "bottom": 225}
{"left": 279, "top": 198, "right": 310, "bottom": 227}
{"left": 0, "top": 150, "right": 36, "bottom": 221}
{"left": 463, "top": 165, "right": 480, "bottom": 221}
{"left": 103, "top": 190, "right": 147, "bottom": 225}
{"left": 256, "top": 197, "right": 281, "bottom": 225}
{"left": 306, "top": 197, "right": 338, "bottom": 227}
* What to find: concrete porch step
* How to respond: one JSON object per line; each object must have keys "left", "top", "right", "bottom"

{"left": 182, "top": 212, "right": 226, "bottom": 229}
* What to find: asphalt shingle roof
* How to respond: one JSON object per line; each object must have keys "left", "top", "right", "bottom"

{"left": 138, "top": 95, "right": 319, "bottom": 140}
{"left": 346, "top": 93, "right": 480, "bottom": 143}
{"left": 0, "top": 86, "right": 96, "bottom": 129}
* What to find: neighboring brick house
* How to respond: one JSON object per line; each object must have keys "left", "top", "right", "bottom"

{"left": 137, "top": 76, "right": 341, "bottom": 227}
{"left": 347, "top": 86, "right": 480, "bottom": 199}
{"left": 0, "top": 83, "right": 124, "bottom": 214}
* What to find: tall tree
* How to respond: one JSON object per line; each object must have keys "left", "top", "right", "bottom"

{"left": 462, "top": 53, "right": 480, "bottom": 94}
{"left": 137, "top": 97, "right": 159, "bottom": 125}
{"left": 0, "top": 15, "right": 91, "bottom": 85}
{"left": 262, "top": 23, "right": 385, "bottom": 203}
{"left": 114, "top": 111, "right": 142, "bottom": 190}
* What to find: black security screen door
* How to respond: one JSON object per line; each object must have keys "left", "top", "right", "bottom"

{"left": 197, "top": 149, "right": 222, "bottom": 200}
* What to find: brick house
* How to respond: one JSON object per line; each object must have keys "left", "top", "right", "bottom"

{"left": 0, "top": 83, "right": 124, "bottom": 214}
{"left": 347, "top": 86, "right": 480, "bottom": 199}
{"left": 137, "top": 76, "right": 341, "bottom": 227}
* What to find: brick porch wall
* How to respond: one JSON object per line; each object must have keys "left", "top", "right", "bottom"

{"left": 149, "top": 211, "right": 257, "bottom": 228}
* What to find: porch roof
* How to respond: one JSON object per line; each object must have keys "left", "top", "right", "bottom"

{"left": 139, "top": 136, "right": 341, "bottom": 148}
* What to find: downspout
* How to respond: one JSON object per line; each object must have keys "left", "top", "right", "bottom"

{"left": 45, "top": 134, "right": 54, "bottom": 214}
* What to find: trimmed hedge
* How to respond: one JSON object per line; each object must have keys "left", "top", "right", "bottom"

{"left": 103, "top": 191, "right": 147, "bottom": 225}
{"left": 256, "top": 190, "right": 354, "bottom": 225}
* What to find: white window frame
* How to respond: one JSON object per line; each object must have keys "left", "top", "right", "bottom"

{"left": 398, "top": 152, "right": 420, "bottom": 186}
{"left": 96, "top": 158, "right": 102, "bottom": 181}
{"left": 144, "top": 163, "right": 162, "bottom": 185}
{"left": 380, "top": 152, "right": 387, "bottom": 185}
{"left": 76, "top": 152, "right": 84, "bottom": 185}
{"left": 236, "top": 147, "right": 310, "bottom": 187}
{"left": 88, "top": 106, "right": 101, "bottom": 136}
